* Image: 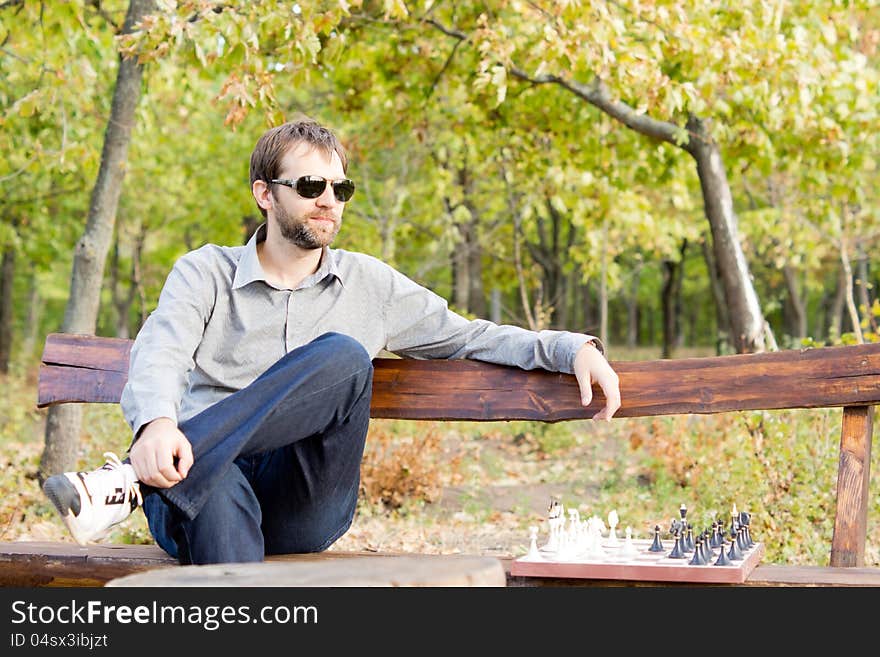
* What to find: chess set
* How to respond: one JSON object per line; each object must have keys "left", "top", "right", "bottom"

{"left": 510, "top": 501, "right": 764, "bottom": 584}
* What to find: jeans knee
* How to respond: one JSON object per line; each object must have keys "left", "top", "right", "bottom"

{"left": 314, "top": 333, "right": 373, "bottom": 380}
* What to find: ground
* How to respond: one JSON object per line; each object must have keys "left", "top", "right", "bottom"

{"left": 330, "top": 418, "right": 625, "bottom": 559}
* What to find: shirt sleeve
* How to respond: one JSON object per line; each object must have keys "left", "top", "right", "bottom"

{"left": 381, "top": 264, "right": 603, "bottom": 374}
{"left": 120, "top": 251, "right": 215, "bottom": 440}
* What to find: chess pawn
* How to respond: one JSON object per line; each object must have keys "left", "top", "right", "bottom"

{"left": 736, "top": 525, "right": 748, "bottom": 552}
{"left": 727, "top": 531, "right": 744, "bottom": 561}
{"left": 621, "top": 526, "right": 638, "bottom": 558}
{"left": 684, "top": 524, "right": 695, "bottom": 552}
{"left": 688, "top": 536, "right": 707, "bottom": 565}
{"left": 668, "top": 527, "right": 686, "bottom": 559}
{"left": 649, "top": 525, "right": 665, "bottom": 552}
{"left": 607, "top": 510, "right": 620, "bottom": 547}
{"left": 709, "top": 521, "right": 723, "bottom": 548}
{"left": 525, "top": 526, "right": 542, "bottom": 561}
{"left": 714, "top": 539, "right": 733, "bottom": 566}
{"left": 677, "top": 527, "right": 689, "bottom": 555}
{"left": 702, "top": 530, "right": 715, "bottom": 560}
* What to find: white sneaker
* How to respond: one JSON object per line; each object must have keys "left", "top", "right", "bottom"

{"left": 43, "top": 452, "right": 143, "bottom": 546}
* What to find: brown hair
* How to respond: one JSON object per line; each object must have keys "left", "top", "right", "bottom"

{"left": 249, "top": 119, "right": 348, "bottom": 218}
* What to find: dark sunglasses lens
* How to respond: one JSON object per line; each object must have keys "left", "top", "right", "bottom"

{"left": 295, "top": 177, "right": 327, "bottom": 199}
{"left": 332, "top": 180, "right": 355, "bottom": 202}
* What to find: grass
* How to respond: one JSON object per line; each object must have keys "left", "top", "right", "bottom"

{"left": 2, "top": 348, "right": 879, "bottom": 567}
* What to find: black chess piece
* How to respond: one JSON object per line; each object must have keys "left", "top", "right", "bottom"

{"left": 688, "top": 536, "right": 707, "bottom": 565}
{"left": 740, "top": 511, "right": 754, "bottom": 548}
{"left": 714, "top": 539, "right": 733, "bottom": 566}
{"left": 668, "top": 527, "right": 686, "bottom": 559}
{"left": 709, "top": 521, "right": 723, "bottom": 548}
{"left": 677, "top": 527, "right": 688, "bottom": 555}
{"left": 649, "top": 525, "right": 665, "bottom": 552}
{"left": 727, "top": 530, "right": 744, "bottom": 560}
{"left": 684, "top": 524, "right": 695, "bottom": 552}
{"left": 736, "top": 525, "right": 748, "bottom": 551}
{"left": 702, "top": 530, "right": 715, "bottom": 560}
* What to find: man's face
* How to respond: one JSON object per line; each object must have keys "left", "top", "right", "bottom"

{"left": 269, "top": 143, "right": 347, "bottom": 250}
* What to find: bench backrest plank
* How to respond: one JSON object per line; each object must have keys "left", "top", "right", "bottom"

{"left": 38, "top": 333, "right": 880, "bottom": 419}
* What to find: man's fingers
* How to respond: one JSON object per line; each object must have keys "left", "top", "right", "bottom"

{"left": 593, "top": 386, "right": 621, "bottom": 421}
{"left": 574, "top": 369, "right": 593, "bottom": 407}
{"left": 176, "top": 439, "right": 194, "bottom": 479}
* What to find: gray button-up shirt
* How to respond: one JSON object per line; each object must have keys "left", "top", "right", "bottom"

{"left": 120, "top": 224, "right": 599, "bottom": 438}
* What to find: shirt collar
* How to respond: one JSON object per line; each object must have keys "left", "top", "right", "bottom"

{"left": 233, "top": 223, "right": 345, "bottom": 290}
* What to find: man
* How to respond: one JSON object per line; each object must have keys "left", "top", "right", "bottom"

{"left": 43, "top": 119, "right": 621, "bottom": 564}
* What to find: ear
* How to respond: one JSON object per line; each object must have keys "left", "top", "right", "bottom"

{"left": 252, "top": 180, "right": 273, "bottom": 213}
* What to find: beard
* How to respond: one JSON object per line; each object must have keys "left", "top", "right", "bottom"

{"left": 274, "top": 199, "right": 340, "bottom": 250}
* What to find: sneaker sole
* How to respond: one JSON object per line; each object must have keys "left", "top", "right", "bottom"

{"left": 42, "top": 475, "right": 88, "bottom": 546}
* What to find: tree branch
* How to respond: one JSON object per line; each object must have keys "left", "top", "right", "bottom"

{"left": 423, "top": 17, "right": 468, "bottom": 41}
{"left": 509, "top": 67, "right": 698, "bottom": 155}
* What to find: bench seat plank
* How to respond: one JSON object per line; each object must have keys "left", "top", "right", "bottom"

{"left": 2, "top": 542, "right": 878, "bottom": 587}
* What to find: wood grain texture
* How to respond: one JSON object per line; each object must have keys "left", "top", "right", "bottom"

{"left": 36, "top": 333, "right": 880, "bottom": 419}
{"left": 3, "top": 542, "right": 879, "bottom": 587}
{"left": 830, "top": 405, "right": 874, "bottom": 566}
{"left": 105, "top": 555, "right": 507, "bottom": 587}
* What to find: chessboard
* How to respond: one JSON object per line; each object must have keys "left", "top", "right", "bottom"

{"left": 510, "top": 537, "right": 765, "bottom": 584}
{"left": 510, "top": 501, "right": 765, "bottom": 584}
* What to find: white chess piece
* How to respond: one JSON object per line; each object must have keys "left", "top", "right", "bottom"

{"left": 621, "top": 526, "right": 638, "bottom": 558}
{"left": 525, "top": 526, "right": 543, "bottom": 561}
{"left": 544, "top": 500, "right": 565, "bottom": 551}
{"left": 607, "top": 509, "right": 620, "bottom": 547}
{"left": 587, "top": 515, "right": 607, "bottom": 559}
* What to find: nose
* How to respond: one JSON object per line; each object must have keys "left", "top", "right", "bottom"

{"left": 315, "top": 183, "right": 338, "bottom": 207}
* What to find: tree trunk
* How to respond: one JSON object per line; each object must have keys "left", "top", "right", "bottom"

{"left": 580, "top": 280, "right": 594, "bottom": 335}
{"left": 674, "top": 240, "right": 687, "bottom": 348}
{"left": 782, "top": 264, "right": 807, "bottom": 341}
{"left": 451, "top": 224, "right": 468, "bottom": 312}
{"left": 856, "top": 241, "right": 876, "bottom": 334}
{"left": 661, "top": 259, "right": 677, "bottom": 359}
{"left": 830, "top": 264, "right": 847, "bottom": 339}
{"left": 700, "top": 236, "right": 730, "bottom": 354}
{"left": 22, "top": 270, "right": 43, "bottom": 361}
{"left": 490, "top": 287, "right": 502, "bottom": 324}
{"left": 840, "top": 236, "right": 863, "bottom": 344}
{"left": 39, "top": 0, "right": 156, "bottom": 482}
{"left": 512, "top": 212, "right": 537, "bottom": 331}
{"left": 0, "top": 247, "right": 15, "bottom": 373}
{"left": 465, "top": 215, "right": 486, "bottom": 318}
{"left": 685, "top": 116, "right": 765, "bottom": 353}
{"left": 626, "top": 262, "right": 642, "bottom": 348}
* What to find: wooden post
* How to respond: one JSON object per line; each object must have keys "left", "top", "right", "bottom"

{"left": 830, "top": 405, "right": 874, "bottom": 566}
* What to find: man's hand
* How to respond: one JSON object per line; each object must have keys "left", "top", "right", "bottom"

{"left": 129, "top": 417, "right": 194, "bottom": 488}
{"left": 573, "top": 341, "right": 621, "bottom": 421}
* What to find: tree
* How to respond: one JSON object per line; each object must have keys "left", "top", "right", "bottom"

{"left": 40, "top": 0, "right": 157, "bottom": 480}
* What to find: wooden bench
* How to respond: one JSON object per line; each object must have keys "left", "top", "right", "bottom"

{"left": 5, "top": 332, "right": 879, "bottom": 586}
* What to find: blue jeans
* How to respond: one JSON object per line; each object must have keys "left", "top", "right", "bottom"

{"left": 140, "top": 333, "right": 374, "bottom": 565}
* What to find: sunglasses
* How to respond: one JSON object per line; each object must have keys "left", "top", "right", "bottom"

{"left": 270, "top": 176, "right": 355, "bottom": 202}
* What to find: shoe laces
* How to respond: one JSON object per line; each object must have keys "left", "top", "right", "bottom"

{"left": 100, "top": 451, "right": 143, "bottom": 507}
